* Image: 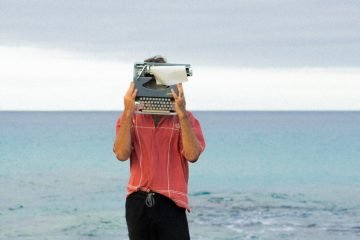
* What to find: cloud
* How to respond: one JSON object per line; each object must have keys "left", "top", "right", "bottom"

{"left": 0, "top": 0, "right": 359, "bottom": 67}
{"left": 0, "top": 46, "right": 132, "bottom": 110}
{"left": 191, "top": 67, "right": 360, "bottom": 110}
{"left": 1, "top": 46, "right": 359, "bottom": 110}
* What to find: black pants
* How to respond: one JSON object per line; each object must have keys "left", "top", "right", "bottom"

{"left": 125, "top": 191, "right": 190, "bottom": 240}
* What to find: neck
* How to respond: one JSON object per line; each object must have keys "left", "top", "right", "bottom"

{"left": 152, "top": 115, "right": 163, "bottom": 127}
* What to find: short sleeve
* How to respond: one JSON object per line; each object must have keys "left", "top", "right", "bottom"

{"left": 179, "top": 111, "right": 206, "bottom": 157}
{"left": 188, "top": 112, "right": 206, "bottom": 154}
{"left": 114, "top": 112, "right": 135, "bottom": 149}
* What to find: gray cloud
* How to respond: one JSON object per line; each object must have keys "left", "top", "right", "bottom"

{"left": 0, "top": 0, "right": 359, "bottom": 67}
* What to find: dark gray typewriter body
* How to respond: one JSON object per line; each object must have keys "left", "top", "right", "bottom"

{"left": 133, "top": 62, "right": 192, "bottom": 115}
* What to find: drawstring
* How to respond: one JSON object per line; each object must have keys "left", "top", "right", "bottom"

{"left": 145, "top": 192, "right": 155, "bottom": 207}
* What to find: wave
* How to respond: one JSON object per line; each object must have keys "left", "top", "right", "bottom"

{"left": 189, "top": 191, "right": 360, "bottom": 239}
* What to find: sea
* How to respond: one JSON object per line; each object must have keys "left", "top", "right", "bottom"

{"left": 1, "top": 111, "right": 360, "bottom": 240}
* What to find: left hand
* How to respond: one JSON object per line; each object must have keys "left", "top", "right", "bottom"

{"left": 171, "top": 83, "right": 187, "bottom": 118}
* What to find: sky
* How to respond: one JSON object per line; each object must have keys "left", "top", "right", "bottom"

{"left": 0, "top": 0, "right": 360, "bottom": 110}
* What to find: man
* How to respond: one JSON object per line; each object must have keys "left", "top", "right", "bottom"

{"left": 113, "top": 56, "right": 205, "bottom": 240}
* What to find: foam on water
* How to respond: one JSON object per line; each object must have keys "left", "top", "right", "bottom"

{"left": 188, "top": 190, "right": 360, "bottom": 239}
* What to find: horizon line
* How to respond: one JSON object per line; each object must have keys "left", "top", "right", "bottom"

{"left": 1, "top": 110, "right": 359, "bottom": 112}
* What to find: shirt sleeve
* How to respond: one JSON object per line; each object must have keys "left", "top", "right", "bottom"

{"left": 189, "top": 112, "right": 206, "bottom": 154}
{"left": 114, "top": 112, "right": 135, "bottom": 150}
{"left": 179, "top": 111, "right": 206, "bottom": 157}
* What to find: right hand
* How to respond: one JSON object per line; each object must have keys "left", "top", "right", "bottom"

{"left": 124, "top": 82, "right": 138, "bottom": 113}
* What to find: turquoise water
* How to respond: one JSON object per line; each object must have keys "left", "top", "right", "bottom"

{"left": 1, "top": 111, "right": 360, "bottom": 239}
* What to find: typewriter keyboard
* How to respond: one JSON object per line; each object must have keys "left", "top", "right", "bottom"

{"left": 136, "top": 97, "right": 176, "bottom": 115}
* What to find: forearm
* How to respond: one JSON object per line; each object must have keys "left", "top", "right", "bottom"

{"left": 113, "top": 110, "right": 133, "bottom": 161}
{"left": 178, "top": 113, "right": 201, "bottom": 162}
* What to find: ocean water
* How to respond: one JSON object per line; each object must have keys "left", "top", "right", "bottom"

{"left": 1, "top": 111, "right": 360, "bottom": 240}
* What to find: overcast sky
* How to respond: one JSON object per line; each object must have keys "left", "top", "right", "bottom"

{"left": 1, "top": 0, "right": 360, "bottom": 110}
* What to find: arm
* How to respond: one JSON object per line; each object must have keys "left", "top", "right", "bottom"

{"left": 113, "top": 82, "right": 137, "bottom": 161}
{"left": 171, "top": 84, "right": 202, "bottom": 162}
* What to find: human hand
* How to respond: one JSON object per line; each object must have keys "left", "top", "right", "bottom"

{"left": 171, "top": 83, "right": 187, "bottom": 118}
{"left": 124, "top": 82, "right": 138, "bottom": 113}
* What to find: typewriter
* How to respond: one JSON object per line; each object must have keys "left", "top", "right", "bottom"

{"left": 133, "top": 62, "right": 192, "bottom": 115}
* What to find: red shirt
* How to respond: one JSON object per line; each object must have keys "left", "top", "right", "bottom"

{"left": 115, "top": 111, "right": 205, "bottom": 211}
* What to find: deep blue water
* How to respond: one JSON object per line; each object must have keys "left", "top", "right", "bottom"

{"left": 1, "top": 111, "right": 360, "bottom": 239}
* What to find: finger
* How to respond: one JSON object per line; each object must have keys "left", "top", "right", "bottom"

{"left": 126, "top": 82, "right": 135, "bottom": 95}
{"left": 177, "top": 83, "right": 184, "bottom": 97}
{"left": 131, "top": 88, "right": 138, "bottom": 98}
{"left": 171, "top": 88, "right": 178, "bottom": 99}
